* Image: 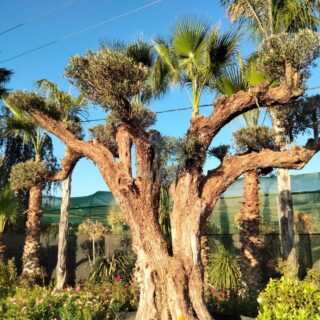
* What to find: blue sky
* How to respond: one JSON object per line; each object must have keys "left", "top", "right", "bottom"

{"left": 1, "top": 0, "right": 319, "bottom": 196}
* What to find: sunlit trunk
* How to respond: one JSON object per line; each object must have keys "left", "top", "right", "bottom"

{"left": 270, "top": 109, "right": 297, "bottom": 275}
{"left": 240, "top": 169, "right": 263, "bottom": 288}
{"left": 56, "top": 174, "right": 71, "bottom": 289}
{"left": 21, "top": 182, "right": 43, "bottom": 284}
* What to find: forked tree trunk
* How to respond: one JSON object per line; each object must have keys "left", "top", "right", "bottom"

{"left": 134, "top": 174, "right": 212, "bottom": 320}
{"left": 270, "top": 110, "right": 297, "bottom": 273}
{"left": 56, "top": 174, "right": 71, "bottom": 289}
{"left": 21, "top": 182, "right": 43, "bottom": 283}
{"left": 240, "top": 170, "right": 263, "bottom": 288}
{"left": 0, "top": 233, "right": 5, "bottom": 261}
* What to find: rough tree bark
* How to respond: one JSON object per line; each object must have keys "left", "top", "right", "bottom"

{"left": 25, "top": 82, "right": 319, "bottom": 319}
{"left": 56, "top": 174, "right": 72, "bottom": 289}
{"left": 21, "top": 182, "right": 43, "bottom": 283}
{"left": 270, "top": 109, "right": 297, "bottom": 272}
{"left": 240, "top": 170, "right": 263, "bottom": 288}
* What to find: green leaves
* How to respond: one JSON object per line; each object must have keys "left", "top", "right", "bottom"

{"left": 154, "top": 15, "right": 239, "bottom": 117}
{"left": 257, "top": 276, "right": 320, "bottom": 319}
{"left": 0, "top": 187, "right": 19, "bottom": 233}
{"left": 9, "top": 160, "right": 49, "bottom": 190}
{"left": 207, "top": 244, "right": 242, "bottom": 292}
{"left": 65, "top": 49, "right": 148, "bottom": 111}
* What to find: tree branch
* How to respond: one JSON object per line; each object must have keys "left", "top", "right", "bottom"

{"left": 189, "top": 83, "right": 303, "bottom": 149}
{"left": 201, "top": 143, "right": 319, "bottom": 208}
{"left": 52, "top": 148, "right": 82, "bottom": 181}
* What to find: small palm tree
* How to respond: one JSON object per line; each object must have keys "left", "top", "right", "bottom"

{"left": 154, "top": 16, "right": 238, "bottom": 118}
{"left": 0, "top": 187, "right": 18, "bottom": 261}
{"left": 3, "top": 92, "right": 50, "bottom": 283}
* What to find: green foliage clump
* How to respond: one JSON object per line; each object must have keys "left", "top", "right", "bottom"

{"left": 257, "top": 277, "right": 320, "bottom": 320}
{"left": 0, "top": 281, "right": 139, "bottom": 320}
{"left": 65, "top": 49, "right": 148, "bottom": 110}
{"left": 233, "top": 126, "right": 275, "bottom": 153}
{"left": 209, "top": 145, "right": 230, "bottom": 160}
{"left": 257, "top": 29, "right": 320, "bottom": 82}
{"left": 4, "top": 91, "right": 47, "bottom": 114}
{"left": 207, "top": 244, "right": 242, "bottom": 293}
{"left": 9, "top": 160, "right": 49, "bottom": 190}
{"left": 89, "top": 249, "right": 135, "bottom": 284}
{"left": 0, "top": 258, "right": 18, "bottom": 288}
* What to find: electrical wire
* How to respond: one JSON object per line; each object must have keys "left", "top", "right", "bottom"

{"left": 0, "top": 0, "right": 162, "bottom": 64}
{"left": 0, "top": 0, "right": 78, "bottom": 36}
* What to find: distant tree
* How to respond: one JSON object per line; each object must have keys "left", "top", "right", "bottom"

{"left": 215, "top": 55, "right": 274, "bottom": 288}
{"left": 154, "top": 16, "right": 238, "bottom": 118}
{"left": 221, "top": 0, "right": 320, "bottom": 276}
{"left": 36, "top": 79, "right": 86, "bottom": 289}
{"left": 4, "top": 92, "right": 57, "bottom": 284}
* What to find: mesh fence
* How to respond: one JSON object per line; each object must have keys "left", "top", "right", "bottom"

{"left": 41, "top": 172, "right": 320, "bottom": 233}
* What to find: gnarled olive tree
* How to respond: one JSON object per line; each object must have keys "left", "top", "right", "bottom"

{"left": 18, "top": 48, "right": 319, "bottom": 319}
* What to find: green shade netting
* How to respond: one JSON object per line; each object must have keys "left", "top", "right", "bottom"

{"left": 41, "top": 172, "right": 320, "bottom": 233}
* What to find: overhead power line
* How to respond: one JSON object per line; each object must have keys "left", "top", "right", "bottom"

{"left": 0, "top": 0, "right": 77, "bottom": 36}
{"left": 0, "top": 0, "right": 162, "bottom": 64}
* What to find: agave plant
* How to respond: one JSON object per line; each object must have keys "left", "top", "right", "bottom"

{"left": 207, "top": 244, "right": 242, "bottom": 293}
{"left": 89, "top": 249, "right": 135, "bottom": 283}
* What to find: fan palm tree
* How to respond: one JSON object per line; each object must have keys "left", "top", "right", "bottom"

{"left": 3, "top": 95, "right": 48, "bottom": 283}
{"left": 0, "top": 187, "right": 18, "bottom": 261}
{"left": 221, "top": 0, "right": 320, "bottom": 274}
{"left": 36, "top": 79, "right": 87, "bottom": 289}
{"left": 216, "top": 56, "right": 267, "bottom": 288}
{"left": 154, "top": 16, "right": 239, "bottom": 118}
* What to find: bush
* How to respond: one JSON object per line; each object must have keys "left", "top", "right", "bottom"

{"left": 257, "top": 277, "right": 320, "bottom": 319}
{"left": 207, "top": 244, "right": 242, "bottom": 293}
{"left": 0, "top": 280, "right": 139, "bottom": 319}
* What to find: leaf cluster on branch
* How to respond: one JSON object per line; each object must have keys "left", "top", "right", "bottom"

{"left": 233, "top": 126, "right": 276, "bottom": 153}
{"left": 257, "top": 29, "right": 320, "bottom": 82}
{"left": 9, "top": 160, "right": 49, "bottom": 190}
{"left": 65, "top": 50, "right": 148, "bottom": 111}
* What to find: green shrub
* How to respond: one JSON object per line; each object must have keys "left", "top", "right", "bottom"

{"left": 257, "top": 277, "right": 320, "bottom": 319}
{"left": 1, "top": 280, "right": 139, "bottom": 319}
{"left": 89, "top": 250, "right": 135, "bottom": 283}
{"left": 207, "top": 244, "right": 242, "bottom": 293}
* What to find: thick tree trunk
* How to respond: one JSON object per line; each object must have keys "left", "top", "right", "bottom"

{"left": 0, "top": 233, "right": 5, "bottom": 261}
{"left": 270, "top": 110, "right": 297, "bottom": 274}
{"left": 56, "top": 174, "right": 71, "bottom": 289}
{"left": 21, "top": 182, "right": 43, "bottom": 284}
{"left": 127, "top": 174, "right": 213, "bottom": 320}
{"left": 240, "top": 170, "right": 263, "bottom": 288}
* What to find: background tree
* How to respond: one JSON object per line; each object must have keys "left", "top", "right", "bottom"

{"left": 36, "top": 79, "right": 86, "bottom": 289}
{"left": 215, "top": 55, "right": 274, "bottom": 288}
{"left": 154, "top": 16, "right": 238, "bottom": 118}
{"left": 4, "top": 92, "right": 57, "bottom": 284}
{"left": 221, "top": 0, "right": 320, "bottom": 274}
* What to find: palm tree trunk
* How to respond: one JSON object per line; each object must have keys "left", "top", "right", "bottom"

{"left": 270, "top": 109, "right": 297, "bottom": 275}
{"left": 240, "top": 169, "right": 263, "bottom": 288}
{"left": 21, "top": 182, "right": 43, "bottom": 284}
{"left": 56, "top": 174, "right": 71, "bottom": 289}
